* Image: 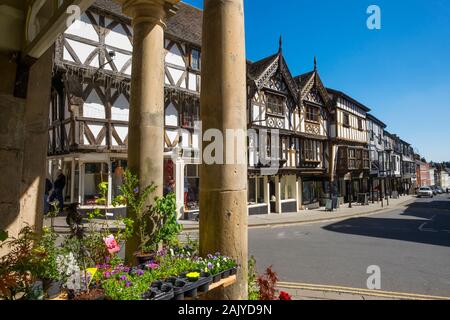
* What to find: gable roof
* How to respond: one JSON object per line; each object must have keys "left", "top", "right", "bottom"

{"left": 92, "top": 0, "right": 202, "bottom": 46}
{"left": 367, "top": 114, "right": 387, "bottom": 128}
{"left": 246, "top": 52, "right": 299, "bottom": 102}
{"left": 247, "top": 53, "right": 278, "bottom": 81}
{"left": 327, "top": 88, "right": 371, "bottom": 112}
{"left": 294, "top": 69, "right": 331, "bottom": 108}
{"left": 294, "top": 71, "right": 314, "bottom": 90}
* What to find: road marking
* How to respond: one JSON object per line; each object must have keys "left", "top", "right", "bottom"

{"left": 418, "top": 215, "right": 439, "bottom": 233}
{"left": 277, "top": 281, "right": 450, "bottom": 300}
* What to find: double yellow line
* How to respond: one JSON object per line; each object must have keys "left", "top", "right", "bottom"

{"left": 277, "top": 281, "right": 450, "bottom": 300}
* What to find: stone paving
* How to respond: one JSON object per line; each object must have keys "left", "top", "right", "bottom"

{"left": 181, "top": 195, "right": 416, "bottom": 231}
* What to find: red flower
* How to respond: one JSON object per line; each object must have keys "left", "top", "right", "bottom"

{"left": 279, "top": 291, "right": 292, "bottom": 300}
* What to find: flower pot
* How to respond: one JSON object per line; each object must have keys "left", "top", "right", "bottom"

{"left": 197, "top": 272, "right": 212, "bottom": 293}
{"left": 166, "top": 276, "right": 178, "bottom": 285}
{"left": 212, "top": 273, "right": 221, "bottom": 283}
{"left": 186, "top": 272, "right": 201, "bottom": 282}
{"left": 135, "top": 252, "right": 155, "bottom": 265}
{"left": 141, "top": 290, "right": 156, "bottom": 300}
{"left": 184, "top": 287, "right": 198, "bottom": 298}
{"left": 173, "top": 280, "right": 187, "bottom": 300}
{"left": 153, "top": 283, "right": 174, "bottom": 300}
{"left": 151, "top": 280, "right": 163, "bottom": 290}
{"left": 221, "top": 269, "right": 231, "bottom": 279}
{"left": 230, "top": 267, "right": 237, "bottom": 275}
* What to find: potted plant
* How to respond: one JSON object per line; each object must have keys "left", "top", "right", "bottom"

{"left": 0, "top": 226, "right": 44, "bottom": 300}
{"left": 115, "top": 170, "right": 158, "bottom": 264}
{"left": 34, "top": 227, "right": 63, "bottom": 299}
{"left": 186, "top": 271, "right": 200, "bottom": 282}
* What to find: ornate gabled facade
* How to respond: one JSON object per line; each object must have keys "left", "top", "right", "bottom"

{"left": 294, "top": 63, "right": 332, "bottom": 208}
{"left": 247, "top": 49, "right": 300, "bottom": 214}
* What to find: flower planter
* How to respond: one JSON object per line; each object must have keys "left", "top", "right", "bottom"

{"left": 153, "top": 283, "right": 174, "bottom": 300}
{"left": 221, "top": 269, "right": 231, "bottom": 279}
{"left": 151, "top": 280, "right": 163, "bottom": 290}
{"left": 173, "top": 280, "right": 187, "bottom": 300}
{"left": 212, "top": 273, "right": 221, "bottom": 283}
{"left": 197, "top": 272, "right": 212, "bottom": 293}
{"left": 135, "top": 252, "right": 155, "bottom": 265}
{"left": 184, "top": 286, "right": 198, "bottom": 298}
{"left": 73, "top": 289, "right": 106, "bottom": 300}
{"left": 230, "top": 267, "right": 237, "bottom": 275}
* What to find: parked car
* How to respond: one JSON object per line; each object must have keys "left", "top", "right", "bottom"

{"left": 436, "top": 187, "right": 444, "bottom": 194}
{"left": 417, "top": 187, "right": 433, "bottom": 198}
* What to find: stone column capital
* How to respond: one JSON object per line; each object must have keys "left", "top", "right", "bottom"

{"left": 115, "top": 0, "right": 180, "bottom": 27}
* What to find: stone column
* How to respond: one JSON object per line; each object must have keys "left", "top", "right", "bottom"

{"left": 199, "top": 0, "right": 248, "bottom": 300}
{"left": 19, "top": 47, "right": 53, "bottom": 235}
{"left": 117, "top": 0, "right": 179, "bottom": 262}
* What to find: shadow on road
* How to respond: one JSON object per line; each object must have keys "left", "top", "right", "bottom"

{"left": 323, "top": 199, "right": 450, "bottom": 247}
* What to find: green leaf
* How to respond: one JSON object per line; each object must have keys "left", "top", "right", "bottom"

{"left": 0, "top": 229, "right": 8, "bottom": 241}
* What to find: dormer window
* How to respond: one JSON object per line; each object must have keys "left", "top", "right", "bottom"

{"left": 266, "top": 93, "right": 284, "bottom": 116}
{"left": 306, "top": 105, "right": 319, "bottom": 123}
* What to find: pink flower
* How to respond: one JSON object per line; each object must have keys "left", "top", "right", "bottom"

{"left": 103, "top": 234, "right": 120, "bottom": 254}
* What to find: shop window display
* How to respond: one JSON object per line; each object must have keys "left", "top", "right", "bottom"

{"left": 185, "top": 164, "right": 199, "bottom": 211}
{"left": 83, "top": 162, "right": 108, "bottom": 205}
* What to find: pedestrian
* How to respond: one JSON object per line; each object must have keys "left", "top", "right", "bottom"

{"left": 44, "top": 175, "right": 53, "bottom": 214}
{"left": 49, "top": 170, "right": 66, "bottom": 214}
{"left": 164, "top": 179, "right": 175, "bottom": 195}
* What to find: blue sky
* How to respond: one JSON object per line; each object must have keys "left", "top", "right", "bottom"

{"left": 184, "top": 0, "right": 450, "bottom": 162}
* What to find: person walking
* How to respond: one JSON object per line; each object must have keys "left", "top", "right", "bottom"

{"left": 49, "top": 170, "right": 66, "bottom": 213}
{"left": 44, "top": 176, "right": 53, "bottom": 214}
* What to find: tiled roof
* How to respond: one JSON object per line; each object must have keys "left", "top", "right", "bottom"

{"left": 246, "top": 53, "right": 278, "bottom": 80}
{"left": 294, "top": 71, "right": 314, "bottom": 90}
{"left": 327, "top": 87, "right": 371, "bottom": 112}
{"left": 93, "top": 0, "right": 202, "bottom": 46}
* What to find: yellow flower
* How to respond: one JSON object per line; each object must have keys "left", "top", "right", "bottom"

{"left": 186, "top": 272, "right": 200, "bottom": 278}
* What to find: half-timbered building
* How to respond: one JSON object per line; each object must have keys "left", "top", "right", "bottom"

{"left": 293, "top": 61, "right": 332, "bottom": 209}
{"left": 48, "top": 0, "right": 202, "bottom": 216}
{"left": 246, "top": 47, "right": 300, "bottom": 214}
{"left": 328, "top": 89, "right": 371, "bottom": 204}
{"left": 367, "top": 114, "right": 387, "bottom": 200}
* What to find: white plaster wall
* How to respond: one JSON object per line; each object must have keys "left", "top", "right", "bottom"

{"left": 66, "top": 13, "right": 99, "bottom": 42}
{"left": 105, "top": 24, "right": 132, "bottom": 52}
{"left": 111, "top": 94, "right": 129, "bottom": 121}
{"left": 83, "top": 90, "right": 105, "bottom": 119}
{"left": 166, "top": 45, "right": 185, "bottom": 67}
{"left": 165, "top": 103, "right": 178, "bottom": 126}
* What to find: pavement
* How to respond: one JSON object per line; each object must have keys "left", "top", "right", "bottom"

{"left": 45, "top": 194, "right": 415, "bottom": 234}
{"left": 181, "top": 195, "right": 416, "bottom": 231}
{"left": 250, "top": 194, "right": 450, "bottom": 299}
